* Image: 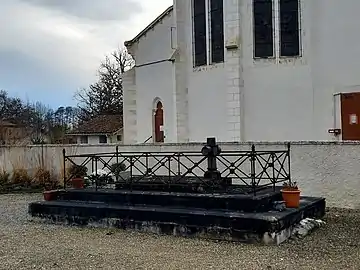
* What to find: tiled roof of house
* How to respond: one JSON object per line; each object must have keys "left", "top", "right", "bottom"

{"left": 69, "top": 114, "right": 123, "bottom": 135}
{"left": 0, "top": 121, "right": 16, "bottom": 127}
{"left": 124, "top": 5, "right": 173, "bottom": 47}
{"left": 0, "top": 120, "right": 21, "bottom": 127}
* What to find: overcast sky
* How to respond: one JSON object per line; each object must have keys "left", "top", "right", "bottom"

{"left": 0, "top": 0, "right": 172, "bottom": 108}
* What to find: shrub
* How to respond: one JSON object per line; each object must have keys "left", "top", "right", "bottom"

{"left": 68, "top": 164, "right": 88, "bottom": 178}
{"left": 0, "top": 170, "right": 10, "bottom": 186}
{"left": 86, "top": 169, "right": 114, "bottom": 188}
{"left": 34, "top": 167, "right": 51, "bottom": 187}
{"left": 45, "top": 175, "right": 60, "bottom": 190}
{"left": 11, "top": 168, "right": 32, "bottom": 186}
{"left": 110, "top": 162, "right": 127, "bottom": 178}
{"left": 33, "top": 167, "right": 60, "bottom": 190}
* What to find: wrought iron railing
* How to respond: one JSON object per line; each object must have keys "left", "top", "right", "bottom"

{"left": 143, "top": 136, "right": 153, "bottom": 143}
{"left": 62, "top": 138, "right": 291, "bottom": 195}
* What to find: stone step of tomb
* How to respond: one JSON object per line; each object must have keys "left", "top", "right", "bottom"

{"left": 28, "top": 196, "right": 326, "bottom": 245}
{"left": 114, "top": 176, "right": 233, "bottom": 193}
{"left": 52, "top": 186, "right": 283, "bottom": 212}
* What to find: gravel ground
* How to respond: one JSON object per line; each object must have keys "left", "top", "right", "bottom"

{"left": 0, "top": 194, "right": 359, "bottom": 270}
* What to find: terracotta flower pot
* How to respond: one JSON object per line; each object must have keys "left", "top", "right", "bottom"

{"left": 43, "top": 190, "right": 56, "bottom": 201}
{"left": 281, "top": 189, "right": 301, "bottom": 208}
{"left": 71, "top": 178, "right": 84, "bottom": 189}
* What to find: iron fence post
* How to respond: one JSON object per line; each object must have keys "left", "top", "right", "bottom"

{"left": 62, "top": 149, "right": 66, "bottom": 189}
{"left": 177, "top": 153, "right": 181, "bottom": 176}
{"left": 287, "top": 143, "right": 291, "bottom": 184}
{"left": 116, "top": 146, "right": 119, "bottom": 183}
{"left": 251, "top": 144, "right": 256, "bottom": 195}
{"left": 130, "top": 156, "right": 133, "bottom": 191}
{"left": 168, "top": 156, "right": 171, "bottom": 191}
{"left": 95, "top": 156, "right": 98, "bottom": 191}
{"left": 271, "top": 153, "right": 276, "bottom": 191}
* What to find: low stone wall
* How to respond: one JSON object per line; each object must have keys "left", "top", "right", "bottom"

{"left": 0, "top": 141, "right": 359, "bottom": 209}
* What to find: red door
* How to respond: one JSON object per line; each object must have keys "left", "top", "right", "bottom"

{"left": 341, "top": 92, "right": 360, "bottom": 140}
{"left": 154, "top": 101, "right": 164, "bottom": 142}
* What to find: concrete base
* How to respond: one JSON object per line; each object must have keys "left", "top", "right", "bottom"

{"left": 28, "top": 196, "right": 325, "bottom": 245}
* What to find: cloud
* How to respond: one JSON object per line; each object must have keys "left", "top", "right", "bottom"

{"left": 0, "top": 0, "right": 172, "bottom": 107}
{"left": 19, "top": 0, "right": 143, "bottom": 21}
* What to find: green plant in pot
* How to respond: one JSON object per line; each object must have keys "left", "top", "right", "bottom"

{"left": 87, "top": 171, "right": 114, "bottom": 188}
{"left": 281, "top": 181, "right": 301, "bottom": 208}
{"left": 110, "top": 162, "right": 127, "bottom": 180}
{"left": 34, "top": 167, "right": 60, "bottom": 201}
{"left": 68, "top": 164, "right": 88, "bottom": 189}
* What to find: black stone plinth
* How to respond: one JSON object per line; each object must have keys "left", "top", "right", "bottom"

{"left": 51, "top": 186, "right": 282, "bottom": 212}
{"left": 29, "top": 197, "right": 325, "bottom": 244}
{"left": 114, "top": 176, "right": 233, "bottom": 193}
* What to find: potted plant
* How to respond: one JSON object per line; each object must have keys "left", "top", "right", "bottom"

{"left": 34, "top": 167, "right": 59, "bottom": 201}
{"left": 43, "top": 186, "right": 57, "bottom": 201}
{"left": 110, "top": 162, "right": 127, "bottom": 179}
{"left": 68, "top": 165, "right": 88, "bottom": 189}
{"left": 281, "top": 181, "right": 301, "bottom": 208}
{"left": 87, "top": 169, "right": 114, "bottom": 188}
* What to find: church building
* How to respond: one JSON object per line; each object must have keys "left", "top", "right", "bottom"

{"left": 123, "top": 0, "right": 360, "bottom": 143}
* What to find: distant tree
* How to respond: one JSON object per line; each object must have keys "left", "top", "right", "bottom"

{"left": 0, "top": 90, "right": 78, "bottom": 144}
{"left": 75, "top": 47, "right": 134, "bottom": 121}
{"left": 0, "top": 90, "right": 30, "bottom": 125}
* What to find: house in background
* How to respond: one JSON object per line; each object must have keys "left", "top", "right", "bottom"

{"left": 67, "top": 114, "right": 123, "bottom": 144}
{"left": 123, "top": 0, "right": 360, "bottom": 143}
{"left": 0, "top": 120, "right": 30, "bottom": 145}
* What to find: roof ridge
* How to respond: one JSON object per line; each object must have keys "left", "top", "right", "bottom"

{"left": 124, "top": 5, "right": 173, "bottom": 47}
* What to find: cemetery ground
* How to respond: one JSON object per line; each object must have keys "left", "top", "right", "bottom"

{"left": 0, "top": 193, "right": 359, "bottom": 270}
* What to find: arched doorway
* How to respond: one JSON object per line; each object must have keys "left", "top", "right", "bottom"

{"left": 154, "top": 101, "right": 164, "bottom": 142}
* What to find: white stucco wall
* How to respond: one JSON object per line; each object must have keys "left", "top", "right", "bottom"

{"left": 75, "top": 133, "right": 123, "bottom": 145}
{"left": 136, "top": 63, "right": 177, "bottom": 143}
{"left": 177, "top": 1, "right": 229, "bottom": 142}
{"left": 123, "top": 0, "right": 360, "bottom": 143}
{"left": 125, "top": 9, "right": 177, "bottom": 143}
{"left": 123, "top": 68, "right": 137, "bottom": 144}
{"left": 188, "top": 66, "right": 228, "bottom": 141}
{"left": 241, "top": 0, "right": 360, "bottom": 141}
{"left": 1, "top": 142, "right": 360, "bottom": 209}
{"left": 75, "top": 135, "right": 99, "bottom": 145}
{"left": 173, "top": 0, "right": 360, "bottom": 142}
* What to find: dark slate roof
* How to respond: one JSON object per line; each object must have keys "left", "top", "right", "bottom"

{"left": 124, "top": 6, "right": 173, "bottom": 47}
{"left": 69, "top": 114, "right": 123, "bottom": 135}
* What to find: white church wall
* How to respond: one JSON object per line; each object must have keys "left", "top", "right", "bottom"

{"left": 309, "top": 0, "right": 360, "bottom": 140}
{"left": 123, "top": 68, "right": 137, "bottom": 144}
{"left": 136, "top": 63, "right": 177, "bottom": 143}
{"left": 126, "top": 9, "right": 178, "bottom": 143}
{"left": 175, "top": 0, "right": 360, "bottom": 142}
{"left": 240, "top": 0, "right": 314, "bottom": 141}
{"left": 178, "top": 0, "right": 229, "bottom": 142}
{"left": 134, "top": 10, "right": 175, "bottom": 66}
{"left": 188, "top": 66, "right": 228, "bottom": 142}
{"left": 240, "top": 0, "right": 360, "bottom": 141}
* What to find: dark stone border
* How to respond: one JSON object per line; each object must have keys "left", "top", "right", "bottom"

{"left": 56, "top": 187, "right": 283, "bottom": 212}
{"left": 29, "top": 197, "right": 325, "bottom": 244}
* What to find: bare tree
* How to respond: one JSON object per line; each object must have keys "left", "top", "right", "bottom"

{"left": 75, "top": 47, "right": 134, "bottom": 121}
